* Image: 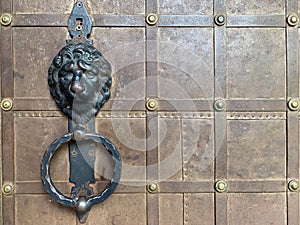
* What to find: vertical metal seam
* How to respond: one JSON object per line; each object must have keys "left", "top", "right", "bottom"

{"left": 286, "top": 0, "right": 300, "bottom": 224}
{"left": 0, "top": 20, "right": 2, "bottom": 225}
{"left": 1, "top": 0, "right": 13, "bottom": 223}
{"left": 214, "top": 0, "right": 228, "bottom": 225}
{"left": 146, "top": 1, "right": 159, "bottom": 225}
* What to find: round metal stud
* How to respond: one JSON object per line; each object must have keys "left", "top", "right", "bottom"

{"left": 147, "top": 181, "right": 158, "bottom": 193}
{"left": 76, "top": 25, "right": 83, "bottom": 31}
{"left": 214, "top": 99, "right": 226, "bottom": 111}
{"left": 76, "top": 197, "right": 88, "bottom": 212}
{"left": 146, "top": 13, "right": 159, "bottom": 26}
{"left": 288, "top": 99, "right": 300, "bottom": 111}
{"left": 215, "top": 180, "right": 227, "bottom": 193}
{"left": 288, "top": 180, "right": 299, "bottom": 192}
{"left": 0, "top": 13, "right": 12, "bottom": 26}
{"left": 215, "top": 14, "right": 226, "bottom": 26}
{"left": 287, "top": 14, "right": 299, "bottom": 27}
{"left": 146, "top": 99, "right": 158, "bottom": 111}
{"left": 2, "top": 183, "right": 14, "bottom": 195}
{"left": 1, "top": 98, "right": 13, "bottom": 111}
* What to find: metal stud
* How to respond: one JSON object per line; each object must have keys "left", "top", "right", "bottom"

{"left": 214, "top": 99, "right": 226, "bottom": 111}
{"left": 2, "top": 183, "right": 14, "bottom": 195}
{"left": 288, "top": 99, "right": 300, "bottom": 111}
{"left": 0, "top": 13, "right": 12, "bottom": 26}
{"left": 146, "top": 99, "right": 158, "bottom": 111}
{"left": 146, "top": 13, "right": 158, "bottom": 26}
{"left": 1, "top": 98, "right": 13, "bottom": 111}
{"left": 76, "top": 197, "right": 88, "bottom": 212}
{"left": 287, "top": 14, "right": 299, "bottom": 27}
{"left": 215, "top": 180, "right": 227, "bottom": 193}
{"left": 288, "top": 180, "right": 299, "bottom": 192}
{"left": 215, "top": 14, "right": 226, "bottom": 26}
{"left": 147, "top": 181, "right": 158, "bottom": 193}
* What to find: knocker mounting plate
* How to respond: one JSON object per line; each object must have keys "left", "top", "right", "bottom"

{"left": 41, "top": 1, "right": 121, "bottom": 223}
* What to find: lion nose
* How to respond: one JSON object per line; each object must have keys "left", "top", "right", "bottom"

{"left": 71, "top": 81, "right": 85, "bottom": 93}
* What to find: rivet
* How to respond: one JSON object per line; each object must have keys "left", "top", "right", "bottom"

{"left": 288, "top": 180, "right": 299, "bottom": 192}
{"left": 215, "top": 180, "right": 227, "bottom": 193}
{"left": 147, "top": 181, "right": 158, "bottom": 193}
{"left": 214, "top": 99, "right": 226, "bottom": 111}
{"left": 76, "top": 25, "right": 82, "bottom": 31}
{"left": 215, "top": 14, "right": 226, "bottom": 26}
{"left": 88, "top": 150, "right": 95, "bottom": 157}
{"left": 288, "top": 99, "right": 300, "bottom": 111}
{"left": 1, "top": 98, "right": 13, "bottom": 111}
{"left": 0, "top": 13, "right": 12, "bottom": 26}
{"left": 2, "top": 183, "right": 14, "bottom": 195}
{"left": 146, "top": 99, "right": 158, "bottom": 111}
{"left": 71, "top": 150, "right": 78, "bottom": 157}
{"left": 287, "top": 14, "right": 299, "bottom": 27}
{"left": 146, "top": 13, "right": 158, "bottom": 26}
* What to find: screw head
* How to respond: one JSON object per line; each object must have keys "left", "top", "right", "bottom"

{"left": 147, "top": 182, "right": 158, "bottom": 193}
{"left": 287, "top": 14, "right": 299, "bottom": 26}
{"left": 146, "top": 13, "right": 158, "bottom": 26}
{"left": 3, "top": 183, "right": 14, "bottom": 195}
{"left": 1, "top": 98, "right": 13, "bottom": 111}
{"left": 289, "top": 180, "right": 299, "bottom": 192}
{"left": 214, "top": 99, "right": 226, "bottom": 111}
{"left": 146, "top": 99, "right": 158, "bottom": 111}
{"left": 0, "top": 13, "right": 12, "bottom": 26}
{"left": 288, "top": 99, "right": 300, "bottom": 111}
{"left": 215, "top": 14, "right": 226, "bottom": 26}
{"left": 215, "top": 180, "right": 227, "bottom": 193}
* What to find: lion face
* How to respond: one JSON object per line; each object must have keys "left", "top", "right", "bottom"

{"left": 48, "top": 43, "right": 112, "bottom": 125}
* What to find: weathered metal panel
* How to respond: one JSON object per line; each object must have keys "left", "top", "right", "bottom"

{"left": 1, "top": 0, "right": 299, "bottom": 224}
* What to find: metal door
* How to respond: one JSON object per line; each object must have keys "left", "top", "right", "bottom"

{"left": 0, "top": 0, "right": 299, "bottom": 224}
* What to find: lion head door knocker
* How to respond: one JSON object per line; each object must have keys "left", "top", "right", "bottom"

{"left": 41, "top": 1, "right": 121, "bottom": 223}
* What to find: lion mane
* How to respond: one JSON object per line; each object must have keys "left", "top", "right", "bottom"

{"left": 48, "top": 42, "right": 112, "bottom": 125}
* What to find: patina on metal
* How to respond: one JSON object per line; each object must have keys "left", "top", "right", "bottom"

{"left": 41, "top": 0, "right": 121, "bottom": 223}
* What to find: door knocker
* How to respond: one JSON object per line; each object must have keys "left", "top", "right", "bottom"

{"left": 41, "top": 1, "right": 121, "bottom": 223}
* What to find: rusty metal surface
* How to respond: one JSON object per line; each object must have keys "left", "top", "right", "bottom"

{"left": 1, "top": 0, "right": 300, "bottom": 224}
